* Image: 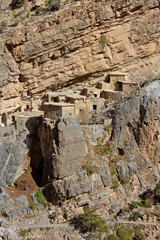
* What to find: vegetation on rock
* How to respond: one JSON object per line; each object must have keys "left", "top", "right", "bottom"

{"left": 35, "top": 190, "right": 48, "bottom": 207}
{"left": 82, "top": 164, "right": 99, "bottom": 176}
{"left": 100, "top": 35, "right": 106, "bottom": 50}
{"left": 129, "top": 212, "right": 143, "bottom": 222}
{"left": 20, "top": 228, "right": 32, "bottom": 237}
{"left": 77, "top": 208, "right": 109, "bottom": 239}
{"left": 29, "top": 201, "right": 36, "bottom": 211}
{"left": 14, "top": 0, "right": 25, "bottom": 8}
{"left": 115, "top": 225, "right": 133, "bottom": 240}
{"left": 122, "top": 177, "right": 130, "bottom": 184}
{"left": 14, "top": 19, "right": 20, "bottom": 26}
{"left": 0, "top": 21, "right": 7, "bottom": 33}
{"left": 156, "top": 181, "right": 160, "bottom": 198}
{"left": 108, "top": 225, "right": 145, "bottom": 240}
{"left": 112, "top": 176, "right": 120, "bottom": 188}
{"left": 109, "top": 162, "right": 116, "bottom": 176}
{"left": 45, "top": 0, "right": 61, "bottom": 10}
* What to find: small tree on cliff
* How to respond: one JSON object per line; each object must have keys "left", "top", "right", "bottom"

{"left": 77, "top": 208, "right": 109, "bottom": 239}
{"left": 45, "top": 0, "right": 61, "bottom": 10}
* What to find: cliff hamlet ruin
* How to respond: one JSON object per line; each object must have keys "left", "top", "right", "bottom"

{"left": 0, "top": 0, "right": 160, "bottom": 239}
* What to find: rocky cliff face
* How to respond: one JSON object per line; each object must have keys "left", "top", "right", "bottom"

{"left": 112, "top": 80, "right": 160, "bottom": 176}
{"left": 110, "top": 80, "right": 160, "bottom": 199}
{"left": 39, "top": 117, "right": 87, "bottom": 184}
{"left": 0, "top": 80, "right": 159, "bottom": 239}
{"left": 39, "top": 80, "right": 160, "bottom": 212}
{"left": 1, "top": 0, "right": 160, "bottom": 115}
{"left": 0, "top": 126, "right": 28, "bottom": 186}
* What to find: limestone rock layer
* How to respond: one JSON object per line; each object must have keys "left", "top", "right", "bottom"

{"left": 1, "top": 0, "right": 160, "bottom": 114}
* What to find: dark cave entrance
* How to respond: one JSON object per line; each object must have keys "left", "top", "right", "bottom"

{"left": 25, "top": 117, "right": 44, "bottom": 187}
{"left": 29, "top": 132, "right": 44, "bottom": 187}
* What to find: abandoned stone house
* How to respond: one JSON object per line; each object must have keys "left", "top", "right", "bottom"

{"left": 21, "top": 98, "right": 42, "bottom": 112}
{"left": 42, "top": 90, "right": 105, "bottom": 123}
{"left": 102, "top": 72, "right": 138, "bottom": 94}
{"left": 43, "top": 102, "right": 75, "bottom": 120}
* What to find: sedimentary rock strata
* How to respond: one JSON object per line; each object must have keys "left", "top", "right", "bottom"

{"left": 1, "top": 0, "right": 160, "bottom": 114}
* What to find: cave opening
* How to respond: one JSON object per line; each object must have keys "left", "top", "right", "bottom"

{"left": 25, "top": 117, "right": 44, "bottom": 187}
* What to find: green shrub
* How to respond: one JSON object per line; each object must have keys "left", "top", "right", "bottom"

{"left": 80, "top": 122, "right": 85, "bottom": 125}
{"left": 95, "top": 144, "right": 102, "bottom": 148}
{"left": 100, "top": 35, "right": 106, "bottom": 50}
{"left": 26, "top": 13, "right": 30, "bottom": 18}
{"left": 14, "top": 19, "right": 20, "bottom": 26}
{"left": 77, "top": 208, "right": 109, "bottom": 239}
{"left": 13, "top": 13, "right": 19, "bottom": 18}
{"left": 29, "top": 202, "right": 36, "bottom": 211}
{"left": 100, "top": 147, "right": 108, "bottom": 154}
{"left": 15, "top": 0, "right": 25, "bottom": 8}
{"left": 123, "top": 177, "right": 130, "bottom": 184}
{"left": 45, "top": 0, "right": 61, "bottom": 10}
{"left": 35, "top": 190, "right": 48, "bottom": 207}
{"left": 20, "top": 228, "right": 32, "bottom": 237}
{"left": 108, "top": 234, "right": 119, "bottom": 240}
{"left": 95, "top": 144, "right": 111, "bottom": 155}
{"left": 0, "top": 21, "right": 7, "bottom": 33}
{"left": 36, "top": 6, "right": 44, "bottom": 13}
{"left": 156, "top": 182, "right": 160, "bottom": 197}
{"left": 109, "top": 162, "right": 116, "bottom": 176}
{"left": 77, "top": 176, "right": 82, "bottom": 182}
{"left": 134, "top": 227, "right": 145, "bottom": 240}
{"left": 82, "top": 164, "right": 99, "bottom": 176}
{"left": 129, "top": 212, "right": 143, "bottom": 222}
{"left": 131, "top": 200, "right": 148, "bottom": 208}
{"left": 20, "top": 229, "right": 28, "bottom": 237}
{"left": 3, "top": 132, "right": 8, "bottom": 137}
{"left": 116, "top": 226, "right": 132, "bottom": 240}
{"left": 112, "top": 177, "right": 119, "bottom": 189}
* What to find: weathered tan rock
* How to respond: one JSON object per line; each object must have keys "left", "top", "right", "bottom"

{"left": 1, "top": 0, "right": 160, "bottom": 115}
{"left": 39, "top": 117, "right": 87, "bottom": 183}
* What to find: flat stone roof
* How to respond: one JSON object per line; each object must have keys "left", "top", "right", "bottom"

{"left": 66, "top": 93, "right": 86, "bottom": 100}
{"left": 117, "top": 81, "right": 138, "bottom": 84}
{"left": 44, "top": 102, "right": 75, "bottom": 107}
{"left": 102, "top": 90, "right": 118, "bottom": 93}
{"left": 46, "top": 92, "right": 66, "bottom": 97}
{"left": 107, "top": 72, "right": 128, "bottom": 76}
{"left": 14, "top": 110, "right": 44, "bottom": 116}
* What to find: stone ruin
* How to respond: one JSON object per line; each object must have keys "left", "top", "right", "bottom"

{"left": 0, "top": 72, "right": 139, "bottom": 126}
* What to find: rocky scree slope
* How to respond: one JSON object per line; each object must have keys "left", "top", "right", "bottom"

{"left": 1, "top": 0, "right": 160, "bottom": 114}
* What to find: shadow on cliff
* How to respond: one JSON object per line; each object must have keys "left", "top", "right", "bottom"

{"left": 25, "top": 116, "right": 44, "bottom": 187}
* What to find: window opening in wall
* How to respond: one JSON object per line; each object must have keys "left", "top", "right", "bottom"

{"left": 115, "top": 82, "right": 123, "bottom": 91}
{"left": 94, "top": 93, "right": 97, "bottom": 97}
{"left": 26, "top": 105, "right": 29, "bottom": 110}
{"left": 93, "top": 105, "right": 97, "bottom": 110}
{"left": 54, "top": 97, "right": 59, "bottom": 102}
